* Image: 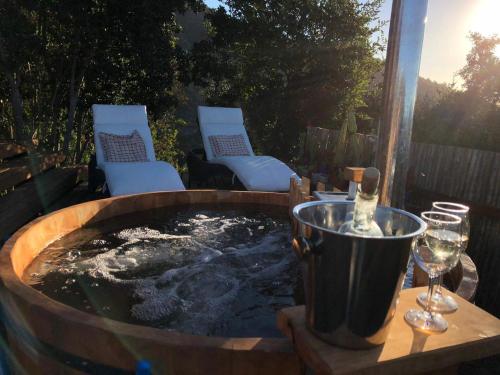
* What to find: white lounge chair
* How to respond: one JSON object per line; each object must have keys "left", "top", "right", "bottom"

{"left": 92, "top": 104, "right": 185, "bottom": 196}
{"left": 197, "top": 106, "right": 296, "bottom": 192}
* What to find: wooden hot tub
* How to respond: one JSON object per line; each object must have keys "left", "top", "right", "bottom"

{"left": 0, "top": 190, "right": 302, "bottom": 374}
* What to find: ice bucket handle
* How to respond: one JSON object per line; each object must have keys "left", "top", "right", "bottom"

{"left": 292, "top": 236, "right": 312, "bottom": 259}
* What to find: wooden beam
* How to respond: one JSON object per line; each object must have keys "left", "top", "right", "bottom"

{"left": 0, "top": 153, "right": 66, "bottom": 191}
{"left": 0, "top": 167, "right": 83, "bottom": 242}
{"left": 343, "top": 167, "right": 364, "bottom": 183}
{"left": 0, "top": 142, "right": 27, "bottom": 160}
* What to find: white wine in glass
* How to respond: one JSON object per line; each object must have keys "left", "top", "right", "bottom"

{"left": 405, "top": 211, "right": 462, "bottom": 333}
{"left": 417, "top": 202, "right": 470, "bottom": 313}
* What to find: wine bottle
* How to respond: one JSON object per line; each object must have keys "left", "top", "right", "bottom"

{"left": 339, "top": 167, "right": 383, "bottom": 237}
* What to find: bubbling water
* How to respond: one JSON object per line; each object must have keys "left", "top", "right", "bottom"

{"left": 24, "top": 205, "right": 299, "bottom": 337}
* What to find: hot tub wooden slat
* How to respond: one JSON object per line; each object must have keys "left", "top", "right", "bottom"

{"left": 7, "top": 332, "right": 89, "bottom": 375}
{"left": 0, "top": 190, "right": 302, "bottom": 375}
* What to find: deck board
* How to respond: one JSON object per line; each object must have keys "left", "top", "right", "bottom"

{"left": 0, "top": 153, "right": 65, "bottom": 191}
{"left": 0, "top": 142, "right": 27, "bottom": 160}
{"left": 0, "top": 167, "right": 84, "bottom": 242}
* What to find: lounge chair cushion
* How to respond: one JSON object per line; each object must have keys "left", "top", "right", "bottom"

{"left": 99, "top": 130, "right": 149, "bottom": 163}
{"left": 102, "top": 161, "right": 185, "bottom": 196}
{"left": 197, "top": 106, "right": 254, "bottom": 161}
{"left": 93, "top": 105, "right": 156, "bottom": 168}
{"left": 212, "top": 156, "right": 295, "bottom": 192}
{"left": 208, "top": 134, "right": 251, "bottom": 157}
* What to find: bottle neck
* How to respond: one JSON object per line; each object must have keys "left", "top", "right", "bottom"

{"left": 352, "top": 187, "right": 379, "bottom": 231}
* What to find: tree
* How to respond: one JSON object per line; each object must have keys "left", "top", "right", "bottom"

{"left": 413, "top": 33, "right": 500, "bottom": 151}
{"left": 0, "top": 0, "right": 202, "bottom": 164}
{"left": 459, "top": 32, "right": 500, "bottom": 106}
{"left": 0, "top": 0, "right": 41, "bottom": 142}
{"left": 192, "top": 0, "right": 384, "bottom": 160}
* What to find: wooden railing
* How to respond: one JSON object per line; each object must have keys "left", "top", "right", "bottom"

{"left": 0, "top": 141, "right": 85, "bottom": 244}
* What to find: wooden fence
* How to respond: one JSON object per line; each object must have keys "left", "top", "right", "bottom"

{"left": 410, "top": 143, "right": 500, "bottom": 209}
{"left": 409, "top": 143, "right": 500, "bottom": 316}
{"left": 305, "top": 127, "right": 500, "bottom": 316}
{"left": 304, "top": 127, "right": 500, "bottom": 208}
{"left": 303, "top": 127, "right": 377, "bottom": 168}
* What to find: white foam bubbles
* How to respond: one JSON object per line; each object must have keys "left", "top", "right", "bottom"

{"left": 31, "top": 209, "right": 298, "bottom": 336}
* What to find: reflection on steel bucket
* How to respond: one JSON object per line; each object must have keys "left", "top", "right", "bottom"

{"left": 293, "top": 201, "right": 426, "bottom": 349}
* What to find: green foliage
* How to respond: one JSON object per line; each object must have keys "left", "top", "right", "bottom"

{"left": 2, "top": 0, "right": 496, "bottom": 179}
{"left": 0, "top": 0, "right": 202, "bottom": 163}
{"left": 356, "top": 61, "right": 383, "bottom": 134}
{"left": 150, "top": 116, "right": 186, "bottom": 171}
{"left": 333, "top": 111, "right": 350, "bottom": 166}
{"left": 192, "top": 0, "right": 384, "bottom": 161}
{"left": 459, "top": 33, "right": 500, "bottom": 106}
{"left": 413, "top": 34, "right": 500, "bottom": 151}
{"left": 334, "top": 109, "right": 361, "bottom": 167}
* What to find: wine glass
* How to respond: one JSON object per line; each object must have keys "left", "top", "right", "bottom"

{"left": 405, "top": 211, "right": 462, "bottom": 333}
{"left": 417, "top": 202, "right": 470, "bottom": 313}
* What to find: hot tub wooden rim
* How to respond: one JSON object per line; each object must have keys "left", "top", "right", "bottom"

{"left": 0, "top": 190, "right": 297, "bottom": 371}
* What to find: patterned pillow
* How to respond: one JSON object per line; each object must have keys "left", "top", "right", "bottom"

{"left": 208, "top": 134, "right": 250, "bottom": 157}
{"left": 99, "top": 130, "right": 149, "bottom": 162}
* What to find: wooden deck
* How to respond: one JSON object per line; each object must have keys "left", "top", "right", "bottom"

{"left": 0, "top": 142, "right": 27, "bottom": 160}
{"left": 0, "top": 141, "right": 91, "bottom": 244}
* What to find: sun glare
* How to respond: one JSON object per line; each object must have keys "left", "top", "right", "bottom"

{"left": 470, "top": 0, "right": 500, "bottom": 56}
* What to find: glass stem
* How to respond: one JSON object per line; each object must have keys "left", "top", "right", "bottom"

{"left": 425, "top": 275, "right": 439, "bottom": 314}
{"left": 435, "top": 274, "right": 444, "bottom": 296}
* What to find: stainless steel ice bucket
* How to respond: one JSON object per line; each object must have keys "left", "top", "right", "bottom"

{"left": 293, "top": 201, "right": 426, "bottom": 349}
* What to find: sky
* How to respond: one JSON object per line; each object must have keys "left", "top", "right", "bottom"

{"left": 203, "top": 0, "right": 500, "bottom": 84}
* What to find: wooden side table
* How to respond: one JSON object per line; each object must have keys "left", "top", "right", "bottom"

{"left": 277, "top": 287, "right": 500, "bottom": 375}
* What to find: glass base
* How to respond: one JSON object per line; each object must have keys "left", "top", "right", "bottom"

{"left": 404, "top": 309, "right": 448, "bottom": 333}
{"left": 417, "top": 291, "right": 458, "bottom": 313}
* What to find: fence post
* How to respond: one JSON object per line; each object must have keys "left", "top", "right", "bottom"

{"left": 375, "top": 0, "right": 428, "bottom": 208}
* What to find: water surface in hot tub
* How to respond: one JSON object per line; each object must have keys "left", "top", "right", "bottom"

{"left": 24, "top": 204, "right": 300, "bottom": 338}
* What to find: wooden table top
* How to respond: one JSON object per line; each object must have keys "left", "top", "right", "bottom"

{"left": 277, "top": 287, "right": 500, "bottom": 375}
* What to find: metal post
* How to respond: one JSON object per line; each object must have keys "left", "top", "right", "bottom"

{"left": 376, "top": 0, "right": 428, "bottom": 208}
